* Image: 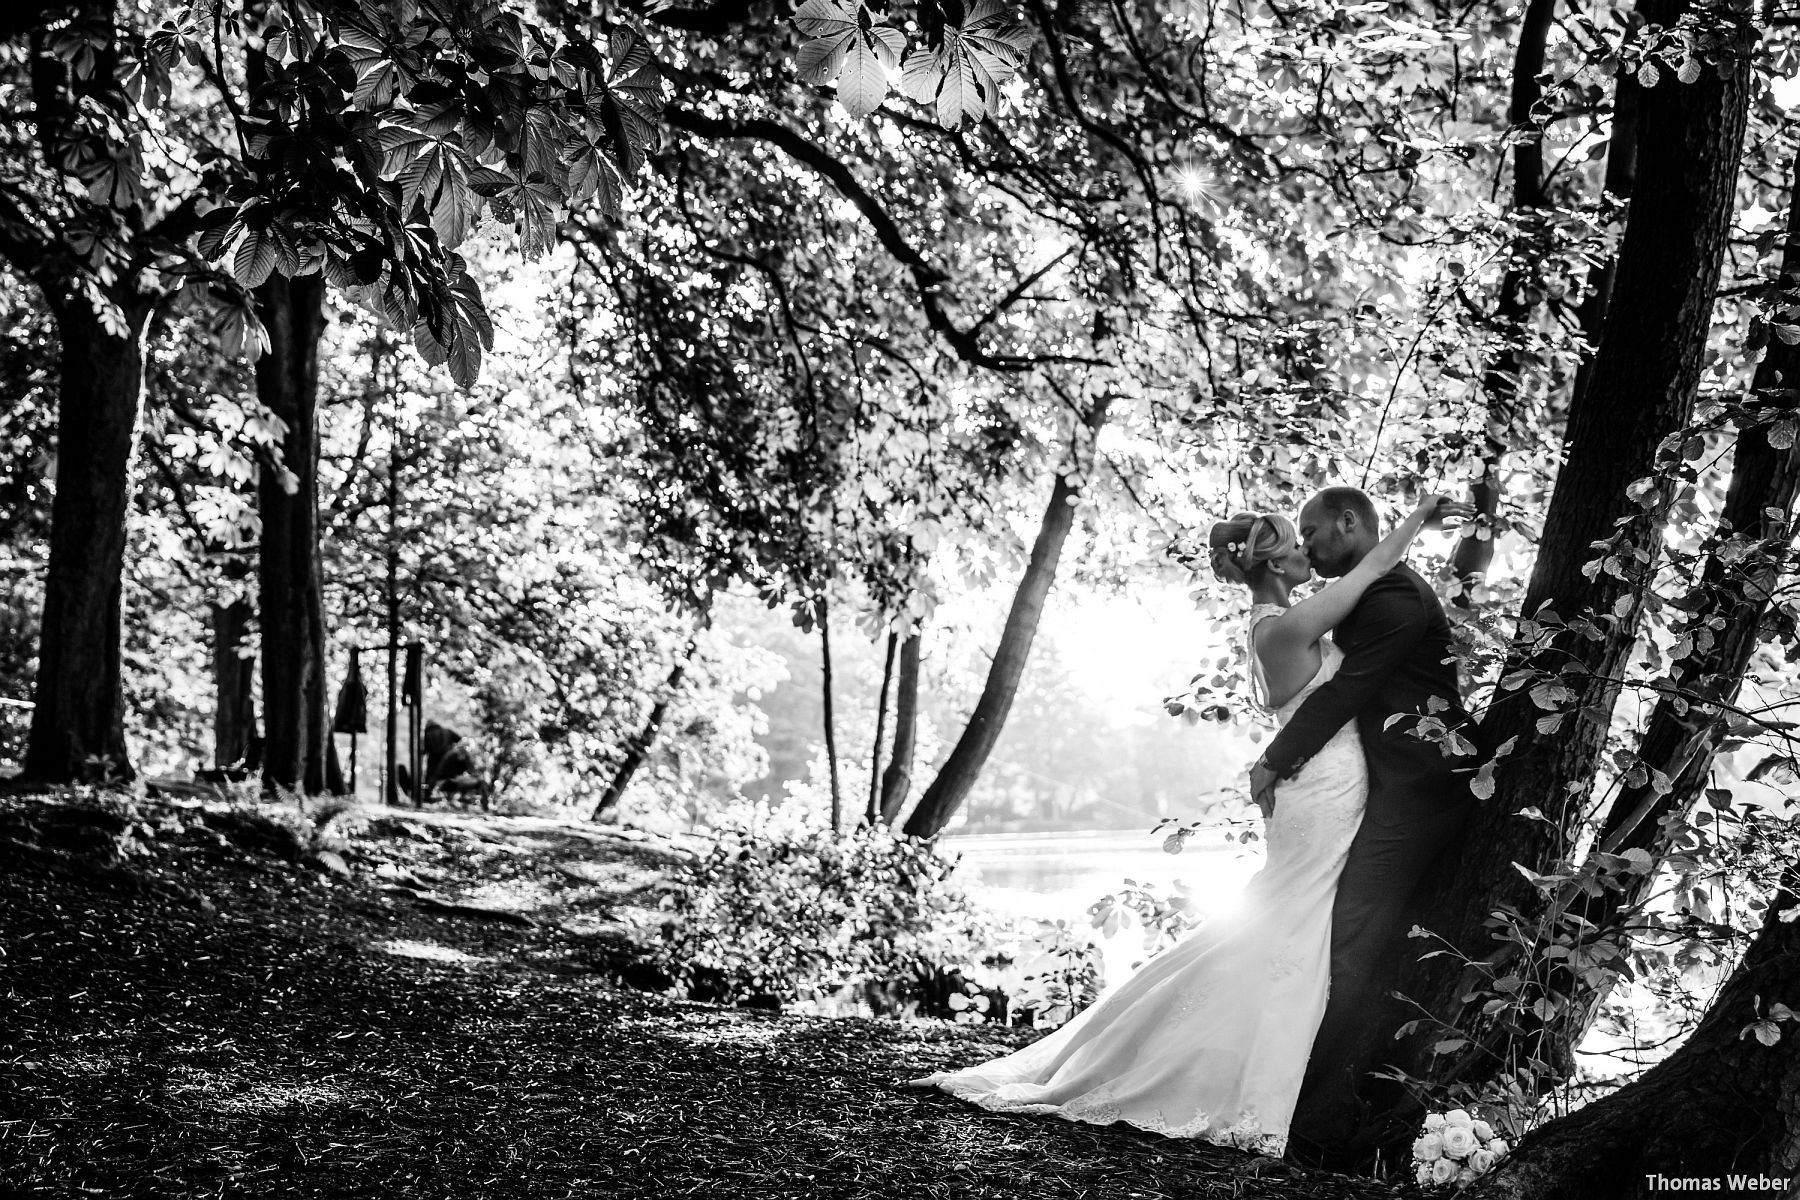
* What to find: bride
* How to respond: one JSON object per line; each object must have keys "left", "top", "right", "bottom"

{"left": 910, "top": 494, "right": 1459, "bottom": 1156}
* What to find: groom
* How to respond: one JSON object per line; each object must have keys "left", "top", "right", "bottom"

{"left": 1248, "top": 486, "right": 1483, "bottom": 1160}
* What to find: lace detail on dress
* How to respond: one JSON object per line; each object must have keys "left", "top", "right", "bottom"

{"left": 1177, "top": 975, "right": 1218, "bottom": 1013}
{"left": 1217, "top": 1113, "right": 1288, "bottom": 1156}
{"left": 1154, "top": 1109, "right": 1287, "bottom": 1155}
{"left": 925, "top": 1075, "right": 1289, "bottom": 1155}
{"left": 1062, "top": 1083, "right": 1122, "bottom": 1125}
{"left": 1266, "top": 942, "right": 1308, "bottom": 982}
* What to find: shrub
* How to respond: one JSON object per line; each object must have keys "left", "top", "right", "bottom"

{"left": 1004, "top": 919, "right": 1105, "bottom": 1029}
{"left": 653, "top": 812, "right": 1002, "bottom": 1010}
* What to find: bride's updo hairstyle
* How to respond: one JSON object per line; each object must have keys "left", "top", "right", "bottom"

{"left": 1208, "top": 512, "right": 1297, "bottom": 587}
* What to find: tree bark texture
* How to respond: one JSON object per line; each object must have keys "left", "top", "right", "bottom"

{"left": 819, "top": 599, "right": 843, "bottom": 833}
{"left": 878, "top": 631, "right": 921, "bottom": 825}
{"left": 211, "top": 594, "right": 256, "bottom": 770}
{"left": 384, "top": 406, "right": 401, "bottom": 806}
{"left": 21, "top": 292, "right": 153, "bottom": 784}
{"left": 903, "top": 398, "right": 1110, "bottom": 838}
{"left": 1568, "top": 61, "right": 1644, "bottom": 411}
{"left": 1451, "top": 0, "right": 1554, "bottom": 599}
{"left": 1390, "top": 1, "right": 1757, "bottom": 1115}
{"left": 866, "top": 631, "right": 898, "bottom": 826}
{"left": 1522, "top": 136, "right": 1800, "bottom": 1065}
{"left": 254, "top": 272, "right": 330, "bottom": 797}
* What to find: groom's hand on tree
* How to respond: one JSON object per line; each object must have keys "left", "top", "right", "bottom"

{"left": 1249, "top": 758, "right": 1278, "bottom": 818}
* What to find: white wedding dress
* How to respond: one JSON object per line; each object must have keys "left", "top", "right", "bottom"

{"left": 913, "top": 604, "right": 1368, "bottom": 1155}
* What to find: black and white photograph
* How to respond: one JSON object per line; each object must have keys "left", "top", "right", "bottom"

{"left": 2, "top": 0, "right": 1799, "bottom": 1195}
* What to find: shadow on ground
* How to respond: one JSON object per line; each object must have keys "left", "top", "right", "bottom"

{"left": 0, "top": 793, "right": 1409, "bottom": 1199}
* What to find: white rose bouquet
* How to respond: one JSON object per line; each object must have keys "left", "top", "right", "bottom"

{"left": 1411, "top": 1108, "right": 1510, "bottom": 1188}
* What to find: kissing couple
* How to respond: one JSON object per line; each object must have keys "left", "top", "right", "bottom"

{"left": 912, "top": 485, "right": 1488, "bottom": 1162}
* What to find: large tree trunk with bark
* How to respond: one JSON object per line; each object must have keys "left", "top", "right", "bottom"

{"left": 1451, "top": 0, "right": 1553, "bottom": 601}
{"left": 1568, "top": 64, "right": 1643, "bottom": 410}
{"left": 1524, "top": 137, "right": 1800, "bottom": 1059}
{"left": 878, "top": 631, "right": 921, "bottom": 825}
{"left": 1342, "top": 3, "right": 1758, "bottom": 1151}
{"left": 903, "top": 400, "right": 1110, "bottom": 838}
{"left": 20, "top": 291, "right": 153, "bottom": 785}
{"left": 255, "top": 273, "right": 331, "bottom": 797}
{"left": 1464, "top": 865, "right": 1800, "bottom": 1197}
{"left": 1459, "top": 17, "right": 1644, "bottom": 603}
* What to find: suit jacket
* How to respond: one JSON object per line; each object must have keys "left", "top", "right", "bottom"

{"left": 1260, "top": 564, "right": 1481, "bottom": 826}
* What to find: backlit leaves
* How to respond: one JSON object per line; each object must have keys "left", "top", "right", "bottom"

{"left": 232, "top": 226, "right": 283, "bottom": 290}
{"left": 409, "top": 255, "right": 495, "bottom": 390}
{"left": 597, "top": 27, "right": 664, "bottom": 180}
{"left": 901, "top": 1, "right": 1033, "bottom": 127}
{"left": 792, "top": 0, "right": 1029, "bottom": 124}
{"left": 793, "top": 0, "right": 906, "bottom": 119}
{"left": 180, "top": 2, "right": 667, "bottom": 385}
{"left": 378, "top": 110, "right": 478, "bottom": 248}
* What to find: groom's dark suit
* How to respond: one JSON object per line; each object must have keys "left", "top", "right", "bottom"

{"left": 1257, "top": 564, "right": 1482, "bottom": 1134}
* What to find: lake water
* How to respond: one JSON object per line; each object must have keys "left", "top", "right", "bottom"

{"left": 936, "top": 827, "right": 1267, "bottom": 986}
{"left": 940, "top": 826, "right": 1266, "bottom": 923}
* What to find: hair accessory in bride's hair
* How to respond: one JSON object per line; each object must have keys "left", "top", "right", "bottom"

{"left": 1206, "top": 509, "right": 1295, "bottom": 587}
{"left": 1239, "top": 516, "right": 1267, "bottom": 567}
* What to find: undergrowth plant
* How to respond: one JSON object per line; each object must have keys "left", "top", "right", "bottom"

{"left": 653, "top": 809, "right": 1004, "bottom": 1010}
{"left": 1382, "top": 776, "right": 1800, "bottom": 1140}
{"left": 1003, "top": 920, "right": 1105, "bottom": 1029}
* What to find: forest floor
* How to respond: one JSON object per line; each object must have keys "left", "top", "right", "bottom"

{"left": 0, "top": 791, "right": 1414, "bottom": 1199}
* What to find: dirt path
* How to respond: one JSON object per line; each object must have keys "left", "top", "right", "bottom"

{"left": 0, "top": 795, "right": 1406, "bottom": 1199}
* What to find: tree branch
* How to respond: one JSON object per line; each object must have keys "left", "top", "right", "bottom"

{"left": 664, "top": 104, "right": 1105, "bottom": 373}
{"left": 622, "top": 0, "right": 762, "bottom": 35}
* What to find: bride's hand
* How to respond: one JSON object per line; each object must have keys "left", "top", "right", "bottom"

{"left": 1417, "top": 492, "right": 1473, "bottom": 531}
{"left": 1249, "top": 759, "right": 1277, "bottom": 818}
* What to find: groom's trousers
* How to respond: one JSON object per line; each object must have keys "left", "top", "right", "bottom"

{"left": 1296, "top": 799, "right": 1471, "bottom": 1111}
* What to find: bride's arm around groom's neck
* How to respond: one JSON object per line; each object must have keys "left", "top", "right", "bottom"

{"left": 1257, "top": 575, "right": 1430, "bottom": 779}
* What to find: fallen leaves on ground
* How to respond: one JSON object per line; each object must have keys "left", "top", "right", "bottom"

{"left": 0, "top": 793, "right": 1412, "bottom": 1199}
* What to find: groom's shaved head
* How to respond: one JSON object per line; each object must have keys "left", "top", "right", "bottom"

{"left": 1298, "top": 487, "right": 1381, "bottom": 577}
{"left": 1311, "top": 487, "right": 1380, "bottom": 533}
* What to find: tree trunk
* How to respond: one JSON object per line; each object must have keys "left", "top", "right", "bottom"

{"left": 1567, "top": 61, "right": 1644, "bottom": 411}
{"left": 1362, "top": 1, "right": 1757, "bottom": 1142}
{"left": 254, "top": 272, "right": 330, "bottom": 797}
{"left": 591, "top": 640, "right": 697, "bottom": 822}
{"left": 878, "top": 631, "right": 921, "bottom": 825}
{"left": 1513, "top": 137, "right": 1800, "bottom": 1067}
{"left": 211, "top": 594, "right": 256, "bottom": 770}
{"left": 314, "top": 541, "right": 345, "bottom": 796}
{"left": 903, "top": 398, "right": 1110, "bottom": 838}
{"left": 1463, "top": 864, "right": 1800, "bottom": 1198}
{"left": 384, "top": 397, "right": 401, "bottom": 807}
{"left": 1458, "top": 18, "right": 1644, "bottom": 604}
{"left": 866, "top": 630, "right": 898, "bottom": 826}
{"left": 819, "top": 597, "right": 843, "bottom": 833}
{"left": 1450, "top": 0, "right": 1554, "bottom": 602}
{"left": 20, "top": 290, "right": 153, "bottom": 785}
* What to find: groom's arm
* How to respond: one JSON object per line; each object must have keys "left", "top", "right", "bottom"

{"left": 1258, "top": 575, "right": 1429, "bottom": 780}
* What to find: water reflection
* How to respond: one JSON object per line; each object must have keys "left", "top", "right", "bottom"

{"left": 941, "top": 827, "right": 1265, "bottom": 925}
{"left": 942, "top": 827, "right": 1266, "bottom": 988}
{"left": 796, "top": 827, "right": 1267, "bottom": 1020}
